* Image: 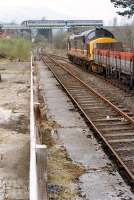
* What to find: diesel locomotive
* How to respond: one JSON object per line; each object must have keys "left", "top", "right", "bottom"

{"left": 67, "top": 28, "right": 134, "bottom": 89}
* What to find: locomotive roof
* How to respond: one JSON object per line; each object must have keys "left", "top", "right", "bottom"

{"left": 69, "top": 28, "right": 113, "bottom": 40}
{"left": 69, "top": 29, "right": 94, "bottom": 40}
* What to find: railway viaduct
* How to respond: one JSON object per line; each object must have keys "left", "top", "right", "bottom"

{"left": 1, "top": 20, "right": 103, "bottom": 41}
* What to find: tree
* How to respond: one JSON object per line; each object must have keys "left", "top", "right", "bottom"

{"left": 111, "top": 0, "right": 134, "bottom": 17}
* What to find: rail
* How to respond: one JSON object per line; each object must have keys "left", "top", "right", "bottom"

{"left": 30, "top": 53, "right": 47, "bottom": 200}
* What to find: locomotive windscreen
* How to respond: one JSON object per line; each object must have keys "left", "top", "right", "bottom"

{"left": 95, "top": 28, "right": 114, "bottom": 38}
{"left": 86, "top": 28, "right": 115, "bottom": 44}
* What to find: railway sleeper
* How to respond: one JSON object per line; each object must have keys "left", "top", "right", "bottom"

{"left": 104, "top": 132, "right": 134, "bottom": 137}
{"left": 106, "top": 135, "right": 134, "bottom": 141}
{"left": 95, "top": 121, "right": 130, "bottom": 126}
{"left": 100, "top": 126, "right": 133, "bottom": 132}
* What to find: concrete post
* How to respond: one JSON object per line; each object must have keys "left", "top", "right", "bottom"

{"left": 36, "top": 144, "right": 48, "bottom": 200}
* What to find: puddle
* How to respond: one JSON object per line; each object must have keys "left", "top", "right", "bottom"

{"left": 0, "top": 114, "right": 29, "bottom": 134}
{"left": 0, "top": 107, "right": 12, "bottom": 123}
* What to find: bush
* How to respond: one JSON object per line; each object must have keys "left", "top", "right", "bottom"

{"left": 0, "top": 38, "right": 32, "bottom": 61}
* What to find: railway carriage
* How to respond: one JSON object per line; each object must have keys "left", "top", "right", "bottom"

{"left": 67, "top": 28, "right": 134, "bottom": 89}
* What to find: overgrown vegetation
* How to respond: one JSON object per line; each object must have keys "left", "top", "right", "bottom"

{"left": 108, "top": 25, "right": 134, "bottom": 50}
{"left": 34, "top": 30, "right": 70, "bottom": 50}
{"left": 53, "top": 30, "right": 69, "bottom": 49}
{"left": 0, "top": 38, "right": 32, "bottom": 61}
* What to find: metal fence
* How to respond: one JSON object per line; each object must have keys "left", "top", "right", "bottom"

{"left": 30, "top": 54, "right": 47, "bottom": 200}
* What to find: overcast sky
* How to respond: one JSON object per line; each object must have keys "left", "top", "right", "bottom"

{"left": 0, "top": 0, "right": 130, "bottom": 25}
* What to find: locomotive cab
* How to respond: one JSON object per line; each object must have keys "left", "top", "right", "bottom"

{"left": 67, "top": 27, "right": 117, "bottom": 63}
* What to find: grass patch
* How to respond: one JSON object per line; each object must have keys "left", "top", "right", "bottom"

{"left": 48, "top": 146, "right": 84, "bottom": 199}
{"left": 0, "top": 38, "right": 32, "bottom": 61}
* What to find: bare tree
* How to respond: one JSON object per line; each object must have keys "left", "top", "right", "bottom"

{"left": 113, "top": 17, "right": 118, "bottom": 26}
{"left": 111, "top": 0, "right": 134, "bottom": 17}
{"left": 109, "top": 23, "right": 134, "bottom": 50}
{"left": 53, "top": 30, "right": 69, "bottom": 49}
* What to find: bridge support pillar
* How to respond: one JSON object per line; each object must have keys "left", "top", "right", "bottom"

{"left": 37, "top": 29, "right": 53, "bottom": 43}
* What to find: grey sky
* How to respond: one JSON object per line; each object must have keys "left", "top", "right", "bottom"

{"left": 0, "top": 0, "right": 130, "bottom": 24}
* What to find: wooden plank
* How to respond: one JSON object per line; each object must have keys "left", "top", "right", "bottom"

{"left": 105, "top": 132, "right": 134, "bottom": 137}
{"left": 92, "top": 117, "right": 123, "bottom": 122}
{"left": 100, "top": 126, "right": 133, "bottom": 131}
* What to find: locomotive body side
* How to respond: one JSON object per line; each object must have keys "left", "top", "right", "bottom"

{"left": 67, "top": 28, "right": 134, "bottom": 89}
{"left": 94, "top": 49, "right": 134, "bottom": 88}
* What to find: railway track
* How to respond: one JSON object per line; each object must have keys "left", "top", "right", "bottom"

{"left": 50, "top": 53, "right": 134, "bottom": 95}
{"left": 45, "top": 54, "right": 134, "bottom": 121}
{"left": 42, "top": 54, "right": 134, "bottom": 184}
{"left": 48, "top": 53, "right": 68, "bottom": 61}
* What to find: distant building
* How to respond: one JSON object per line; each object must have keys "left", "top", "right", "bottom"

{"left": 0, "top": 31, "right": 11, "bottom": 39}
